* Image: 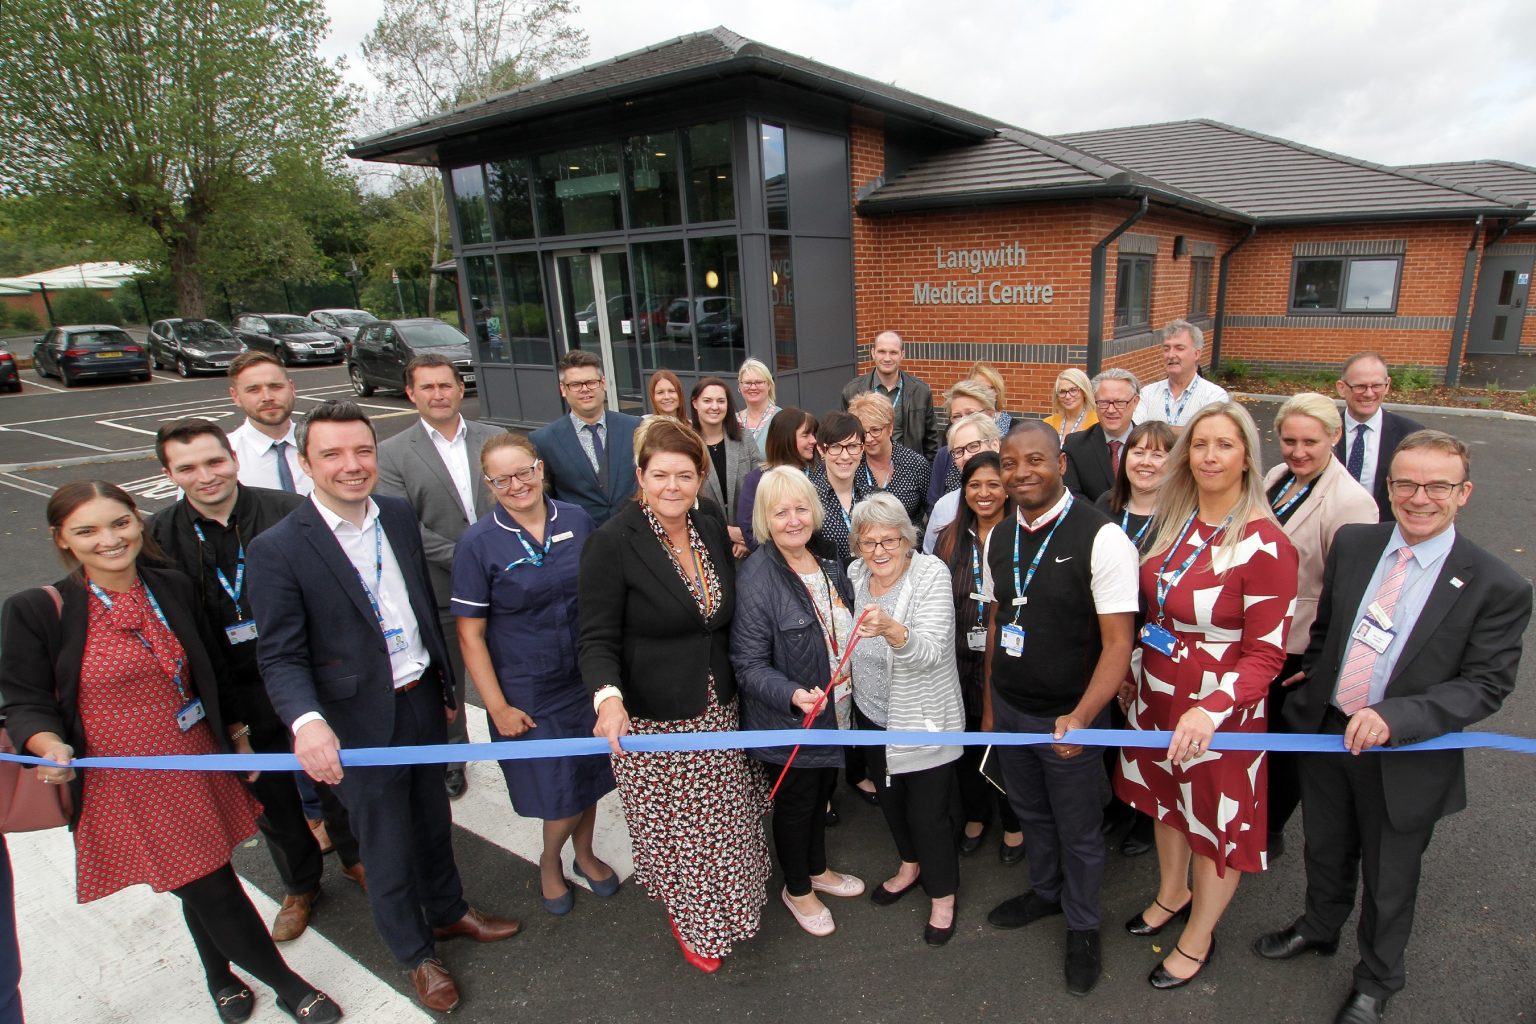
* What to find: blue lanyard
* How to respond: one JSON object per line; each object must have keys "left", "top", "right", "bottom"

{"left": 1058, "top": 408, "right": 1086, "bottom": 442}
{"left": 89, "top": 580, "right": 189, "bottom": 700}
{"left": 192, "top": 521, "right": 245, "bottom": 615}
{"left": 354, "top": 521, "right": 387, "bottom": 630}
{"left": 1153, "top": 510, "right": 1234, "bottom": 622}
{"left": 880, "top": 378, "right": 903, "bottom": 410}
{"left": 1120, "top": 508, "right": 1152, "bottom": 545}
{"left": 968, "top": 532, "right": 986, "bottom": 626}
{"left": 501, "top": 507, "right": 553, "bottom": 570}
{"left": 1164, "top": 379, "right": 1197, "bottom": 424}
{"left": 1270, "top": 475, "right": 1315, "bottom": 519}
{"left": 1009, "top": 493, "right": 1074, "bottom": 625}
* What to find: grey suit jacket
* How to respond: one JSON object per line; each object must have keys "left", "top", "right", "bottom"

{"left": 699, "top": 434, "right": 759, "bottom": 525}
{"left": 375, "top": 417, "right": 503, "bottom": 612}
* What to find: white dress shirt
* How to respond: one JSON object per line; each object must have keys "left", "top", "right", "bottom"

{"left": 1343, "top": 408, "right": 1385, "bottom": 489}
{"left": 980, "top": 489, "right": 1142, "bottom": 613}
{"left": 424, "top": 416, "right": 475, "bottom": 521}
{"left": 1133, "top": 374, "right": 1231, "bottom": 427}
{"left": 228, "top": 419, "right": 313, "bottom": 496}
{"left": 922, "top": 489, "right": 962, "bottom": 554}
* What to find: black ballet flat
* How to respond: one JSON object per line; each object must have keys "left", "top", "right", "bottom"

{"left": 214, "top": 983, "right": 254, "bottom": 1024}
{"left": 871, "top": 875, "right": 922, "bottom": 906}
{"left": 924, "top": 920, "right": 957, "bottom": 947}
{"left": 1125, "top": 896, "right": 1192, "bottom": 937}
{"left": 1148, "top": 935, "right": 1216, "bottom": 990}
{"left": 846, "top": 780, "right": 880, "bottom": 806}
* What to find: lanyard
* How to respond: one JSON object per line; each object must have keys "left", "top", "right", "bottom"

{"left": 1153, "top": 509, "right": 1235, "bottom": 622}
{"left": 688, "top": 544, "right": 714, "bottom": 617}
{"left": 801, "top": 568, "right": 842, "bottom": 659}
{"left": 968, "top": 532, "right": 986, "bottom": 626}
{"left": 1057, "top": 408, "right": 1086, "bottom": 443}
{"left": 89, "top": 581, "right": 189, "bottom": 701}
{"left": 192, "top": 521, "right": 245, "bottom": 615}
{"left": 1164, "top": 379, "right": 1197, "bottom": 424}
{"left": 500, "top": 507, "right": 553, "bottom": 570}
{"left": 354, "top": 521, "right": 388, "bottom": 631}
{"left": 1009, "top": 493, "right": 1074, "bottom": 625}
{"left": 1270, "top": 475, "right": 1315, "bottom": 519}
{"left": 1120, "top": 507, "right": 1152, "bottom": 545}
{"left": 880, "top": 378, "right": 902, "bottom": 410}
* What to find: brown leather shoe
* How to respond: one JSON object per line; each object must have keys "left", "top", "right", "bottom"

{"left": 307, "top": 818, "right": 333, "bottom": 855}
{"left": 339, "top": 861, "right": 367, "bottom": 892}
{"left": 408, "top": 957, "right": 461, "bottom": 1014}
{"left": 432, "top": 906, "right": 521, "bottom": 943}
{"left": 271, "top": 888, "right": 321, "bottom": 942}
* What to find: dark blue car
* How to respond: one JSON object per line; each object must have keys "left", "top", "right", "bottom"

{"left": 33, "top": 325, "right": 150, "bottom": 386}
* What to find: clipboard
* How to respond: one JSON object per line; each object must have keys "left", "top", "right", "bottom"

{"left": 977, "top": 744, "right": 1008, "bottom": 795}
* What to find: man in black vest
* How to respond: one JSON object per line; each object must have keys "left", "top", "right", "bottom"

{"left": 149, "top": 418, "right": 365, "bottom": 943}
{"left": 983, "top": 421, "right": 1140, "bottom": 995}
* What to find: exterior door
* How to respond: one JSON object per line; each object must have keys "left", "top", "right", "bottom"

{"left": 1468, "top": 252, "right": 1532, "bottom": 355}
{"left": 553, "top": 251, "right": 642, "bottom": 415}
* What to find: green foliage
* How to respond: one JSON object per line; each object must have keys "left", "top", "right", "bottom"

{"left": 50, "top": 287, "right": 122, "bottom": 326}
{"left": 11, "top": 309, "right": 39, "bottom": 331}
{"left": 1486, "top": 380, "right": 1501, "bottom": 395}
{"left": 1219, "top": 359, "right": 1251, "bottom": 381}
{"left": 1391, "top": 365, "right": 1434, "bottom": 391}
{"left": 1524, "top": 386, "right": 1536, "bottom": 407}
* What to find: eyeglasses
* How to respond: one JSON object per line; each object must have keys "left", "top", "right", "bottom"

{"left": 950, "top": 439, "right": 994, "bottom": 463}
{"left": 862, "top": 422, "right": 890, "bottom": 436}
{"left": 822, "top": 442, "right": 864, "bottom": 457}
{"left": 485, "top": 463, "right": 541, "bottom": 489}
{"left": 1056, "top": 387, "right": 1082, "bottom": 398}
{"left": 1095, "top": 398, "right": 1134, "bottom": 411}
{"left": 562, "top": 378, "right": 604, "bottom": 392}
{"left": 857, "top": 536, "right": 904, "bottom": 554}
{"left": 1387, "top": 478, "right": 1465, "bottom": 500}
{"left": 1343, "top": 381, "right": 1389, "bottom": 395}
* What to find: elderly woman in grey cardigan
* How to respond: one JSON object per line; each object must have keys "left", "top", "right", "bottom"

{"left": 847, "top": 492, "right": 966, "bottom": 947}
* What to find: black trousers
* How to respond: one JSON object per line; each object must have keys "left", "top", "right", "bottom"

{"left": 439, "top": 610, "right": 469, "bottom": 764}
{"left": 1297, "top": 710, "right": 1437, "bottom": 1001}
{"left": 994, "top": 700, "right": 1108, "bottom": 931}
{"left": 770, "top": 764, "right": 838, "bottom": 896}
{"left": 858, "top": 709, "right": 961, "bottom": 899}
{"left": 173, "top": 863, "right": 309, "bottom": 1005}
{"left": 249, "top": 717, "right": 360, "bottom": 893}
{"left": 0, "top": 838, "right": 19, "bottom": 1024}
{"left": 336, "top": 677, "right": 469, "bottom": 967}
{"left": 1265, "top": 652, "right": 1305, "bottom": 836}
{"left": 959, "top": 713, "right": 1019, "bottom": 831}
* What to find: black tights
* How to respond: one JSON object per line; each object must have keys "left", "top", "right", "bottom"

{"left": 173, "top": 863, "right": 311, "bottom": 1006}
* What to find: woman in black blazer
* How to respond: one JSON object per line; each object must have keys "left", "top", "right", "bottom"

{"left": 0, "top": 481, "right": 339, "bottom": 1024}
{"left": 579, "top": 420, "right": 770, "bottom": 974}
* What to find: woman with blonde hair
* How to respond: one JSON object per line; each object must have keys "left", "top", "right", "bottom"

{"left": 736, "top": 358, "right": 780, "bottom": 457}
{"left": 967, "top": 361, "right": 1016, "bottom": 431}
{"left": 1116, "top": 402, "right": 1297, "bottom": 989}
{"left": 1043, "top": 368, "right": 1097, "bottom": 443}
{"left": 848, "top": 391, "right": 931, "bottom": 526}
{"left": 926, "top": 380, "right": 999, "bottom": 510}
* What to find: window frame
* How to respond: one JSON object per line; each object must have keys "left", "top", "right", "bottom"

{"left": 1188, "top": 255, "right": 1213, "bottom": 320}
{"left": 1288, "top": 255, "right": 1403, "bottom": 315}
{"left": 1113, "top": 253, "right": 1154, "bottom": 335}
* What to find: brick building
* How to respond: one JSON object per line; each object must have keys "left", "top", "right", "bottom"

{"left": 349, "top": 27, "right": 1532, "bottom": 426}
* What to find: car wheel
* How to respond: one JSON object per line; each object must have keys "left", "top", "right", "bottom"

{"left": 276, "top": 346, "right": 290, "bottom": 367}
{"left": 60, "top": 365, "right": 76, "bottom": 388}
{"left": 176, "top": 356, "right": 192, "bottom": 378}
{"left": 152, "top": 350, "right": 164, "bottom": 370}
{"left": 349, "top": 363, "right": 374, "bottom": 397}
{"left": 137, "top": 372, "right": 152, "bottom": 382}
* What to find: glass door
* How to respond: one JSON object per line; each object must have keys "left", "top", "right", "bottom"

{"left": 554, "top": 250, "right": 642, "bottom": 414}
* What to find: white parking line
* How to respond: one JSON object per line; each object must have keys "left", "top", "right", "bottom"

{"left": 0, "top": 471, "right": 55, "bottom": 497}
{"left": 20, "top": 377, "right": 66, "bottom": 394}
{"left": 0, "top": 425, "right": 116, "bottom": 451}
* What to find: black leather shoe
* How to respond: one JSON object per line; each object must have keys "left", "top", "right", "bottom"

{"left": 998, "top": 837, "right": 1026, "bottom": 865}
{"left": 959, "top": 823, "right": 987, "bottom": 855}
{"left": 923, "top": 911, "right": 957, "bottom": 947}
{"left": 214, "top": 983, "right": 255, "bottom": 1024}
{"left": 1125, "top": 896, "right": 1191, "bottom": 937}
{"left": 987, "top": 892, "right": 1062, "bottom": 929}
{"left": 846, "top": 780, "right": 880, "bottom": 806}
{"left": 1120, "top": 834, "right": 1154, "bottom": 857}
{"left": 445, "top": 767, "right": 468, "bottom": 799}
{"left": 1333, "top": 989, "right": 1387, "bottom": 1024}
{"left": 1065, "top": 929, "right": 1102, "bottom": 995}
{"left": 1148, "top": 934, "right": 1215, "bottom": 990}
{"left": 1252, "top": 925, "right": 1339, "bottom": 960}
{"left": 870, "top": 875, "right": 922, "bottom": 906}
{"left": 277, "top": 990, "right": 342, "bottom": 1024}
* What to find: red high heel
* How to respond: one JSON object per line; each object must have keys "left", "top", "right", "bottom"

{"left": 669, "top": 916, "right": 721, "bottom": 973}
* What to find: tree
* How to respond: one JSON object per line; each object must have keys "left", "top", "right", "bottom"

{"left": 0, "top": 0, "right": 354, "bottom": 317}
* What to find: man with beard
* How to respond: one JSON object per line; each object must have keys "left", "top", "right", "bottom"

{"left": 227, "top": 352, "right": 311, "bottom": 495}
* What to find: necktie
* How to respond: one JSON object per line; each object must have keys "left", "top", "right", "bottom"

{"left": 1108, "top": 439, "right": 1124, "bottom": 477}
{"left": 585, "top": 423, "right": 607, "bottom": 482}
{"left": 1334, "top": 546, "right": 1414, "bottom": 715}
{"left": 1347, "top": 423, "right": 1367, "bottom": 482}
{"left": 271, "top": 440, "right": 297, "bottom": 493}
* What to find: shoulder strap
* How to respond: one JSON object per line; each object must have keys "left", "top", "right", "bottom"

{"left": 42, "top": 585, "right": 62, "bottom": 617}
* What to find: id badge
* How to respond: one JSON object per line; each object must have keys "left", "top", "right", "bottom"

{"left": 175, "top": 698, "right": 206, "bottom": 732}
{"left": 833, "top": 684, "right": 853, "bottom": 731}
{"left": 1352, "top": 618, "right": 1394, "bottom": 655}
{"left": 383, "top": 627, "right": 410, "bottom": 656}
{"left": 967, "top": 627, "right": 988, "bottom": 652}
{"left": 1000, "top": 623, "right": 1026, "bottom": 658}
{"left": 1140, "top": 622, "right": 1179, "bottom": 657}
{"left": 224, "top": 620, "right": 259, "bottom": 645}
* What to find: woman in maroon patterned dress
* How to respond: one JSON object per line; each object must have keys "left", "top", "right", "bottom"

{"left": 1115, "top": 404, "right": 1297, "bottom": 990}
{"left": 0, "top": 481, "right": 341, "bottom": 1023}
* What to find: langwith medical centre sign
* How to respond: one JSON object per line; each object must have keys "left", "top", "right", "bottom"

{"left": 913, "top": 242, "right": 1055, "bottom": 306}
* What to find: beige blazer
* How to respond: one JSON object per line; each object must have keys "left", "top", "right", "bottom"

{"left": 1265, "top": 456, "right": 1379, "bottom": 654}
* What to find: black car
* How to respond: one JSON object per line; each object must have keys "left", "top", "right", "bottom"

{"left": 0, "top": 341, "right": 20, "bottom": 392}
{"left": 231, "top": 313, "right": 343, "bottom": 366}
{"left": 147, "top": 318, "right": 245, "bottom": 377}
{"left": 348, "top": 319, "right": 476, "bottom": 397}
{"left": 33, "top": 325, "right": 150, "bottom": 386}
{"left": 307, "top": 308, "right": 377, "bottom": 355}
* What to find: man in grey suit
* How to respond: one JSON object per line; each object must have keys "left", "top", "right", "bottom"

{"left": 529, "top": 350, "right": 642, "bottom": 526}
{"left": 376, "top": 353, "right": 502, "bottom": 799}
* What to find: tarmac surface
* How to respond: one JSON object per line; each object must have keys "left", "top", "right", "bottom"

{"left": 0, "top": 364, "right": 1532, "bottom": 1023}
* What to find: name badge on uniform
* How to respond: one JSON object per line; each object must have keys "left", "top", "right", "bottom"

{"left": 1000, "top": 623, "right": 1026, "bottom": 658}
{"left": 967, "top": 627, "right": 988, "bottom": 652}
{"left": 224, "top": 620, "right": 259, "bottom": 645}
{"left": 384, "top": 627, "right": 410, "bottom": 656}
{"left": 175, "top": 698, "right": 206, "bottom": 732}
{"left": 1352, "top": 618, "right": 1394, "bottom": 655}
{"left": 550, "top": 531, "right": 574, "bottom": 544}
{"left": 1140, "top": 622, "right": 1179, "bottom": 656}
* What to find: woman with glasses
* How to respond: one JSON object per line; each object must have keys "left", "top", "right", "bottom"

{"left": 848, "top": 392, "right": 931, "bottom": 526}
{"left": 736, "top": 359, "right": 781, "bottom": 457}
{"left": 1044, "top": 369, "right": 1098, "bottom": 443}
{"left": 452, "top": 433, "right": 618, "bottom": 916}
{"left": 812, "top": 412, "right": 870, "bottom": 566}
{"left": 925, "top": 380, "right": 999, "bottom": 513}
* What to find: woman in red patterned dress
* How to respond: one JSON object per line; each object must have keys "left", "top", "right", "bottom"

{"left": 1115, "top": 404, "right": 1297, "bottom": 990}
{"left": 0, "top": 481, "right": 341, "bottom": 1024}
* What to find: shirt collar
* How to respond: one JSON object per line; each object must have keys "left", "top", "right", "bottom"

{"left": 570, "top": 410, "right": 606, "bottom": 433}
{"left": 492, "top": 500, "right": 558, "bottom": 533}
{"left": 1016, "top": 488, "right": 1071, "bottom": 531}
{"left": 310, "top": 493, "right": 379, "bottom": 535}
{"left": 1346, "top": 408, "right": 1384, "bottom": 433}
{"left": 422, "top": 415, "right": 466, "bottom": 445}
{"left": 249, "top": 419, "right": 298, "bottom": 447}
{"left": 1104, "top": 426, "right": 1132, "bottom": 444}
{"left": 1387, "top": 523, "right": 1456, "bottom": 569}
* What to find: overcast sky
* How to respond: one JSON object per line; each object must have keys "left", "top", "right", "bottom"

{"left": 321, "top": 0, "right": 1536, "bottom": 169}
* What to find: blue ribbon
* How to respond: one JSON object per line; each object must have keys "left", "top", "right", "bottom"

{"left": 6, "top": 728, "right": 1536, "bottom": 772}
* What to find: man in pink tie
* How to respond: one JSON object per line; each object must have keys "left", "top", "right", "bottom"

{"left": 1252, "top": 429, "right": 1532, "bottom": 1024}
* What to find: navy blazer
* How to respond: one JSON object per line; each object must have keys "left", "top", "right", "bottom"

{"left": 248, "top": 495, "right": 454, "bottom": 749}
{"left": 529, "top": 411, "right": 643, "bottom": 526}
{"left": 1289, "top": 522, "right": 1532, "bottom": 832}
{"left": 1063, "top": 423, "right": 1117, "bottom": 502}
{"left": 1333, "top": 409, "right": 1424, "bottom": 521}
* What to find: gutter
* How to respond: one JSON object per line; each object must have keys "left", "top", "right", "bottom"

{"left": 1086, "top": 196, "right": 1149, "bottom": 377}
{"left": 1209, "top": 224, "right": 1258, "bottom": 374}
{"left": 1443, "top": 215, "right": 1486, "bottom": 387}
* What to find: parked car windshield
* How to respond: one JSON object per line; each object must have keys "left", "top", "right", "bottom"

{"left": 67, "top": 331, "right": 135, "bottom": 349}
{"left": 331, "top": 311, "right": 374, "bottom": 326}
{"left": 397, "top": 322, "right": 469, "bottom": 350}
{"left": 179, "top": 320, "right": 234, "bottom": 341}
{"left": 268, "top": 317, "right": 323, "bottom": 336}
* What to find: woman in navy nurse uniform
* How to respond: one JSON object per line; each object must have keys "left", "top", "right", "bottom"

{"left": 453, "top": 432, "right": 618, "bottom": 916}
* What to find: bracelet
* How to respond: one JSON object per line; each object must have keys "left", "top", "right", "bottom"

{"left": 228, "top": 725, "right": 251, "bottom": 742}
{"left": 592, "top": 685, "right": 624, "bottom": 714}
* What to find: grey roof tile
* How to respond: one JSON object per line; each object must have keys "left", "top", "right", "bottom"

{"left": 1399, "top": 160, "right": 1536, "bottom": 208}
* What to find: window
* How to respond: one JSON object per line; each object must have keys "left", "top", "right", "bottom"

{"left": 631, "top": 239, "right": 689, "bottom": 371}
{"left": 1290, "top": 256, "right": 1402, "bottom": 314}
{"left": 1114, "top": 254, "right": 1153, "bottom": 332}
{"left": 624, "top": 131, "right": 682, "bottom": 229}
{"left": 684, "top": 121, "right": 734, "bottom": 223}
{"left": 464, "top": 256, "right": 502, "bottom": 362}
{"left": 451, "top": 165, "right": 489, "bottom": 245}
{"left": 761, "top": 122, "right": 788, "bottom": 230}
{"left": 535, "top": 143, "right": 623, "bottom": 237}
{"left": 1188, "top": 256, "right": 1213, "bottom": 320}
{"left": 689, "top": 235, "right": 743, "bottom": 373}
{"left": 496, "top": 252, "right": 552, "bottom": 364}
{"left": 487, "top": 158, "right": 535, "bottom": 241}
{"left": 769, "top": 235, "right": 796, "bottom": 370}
